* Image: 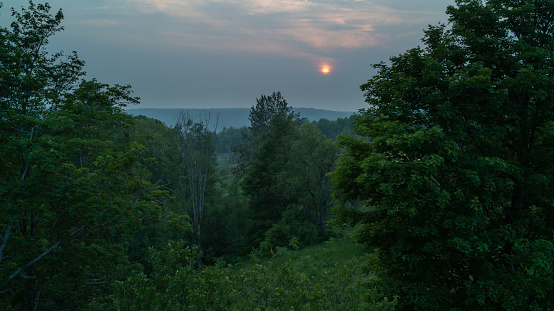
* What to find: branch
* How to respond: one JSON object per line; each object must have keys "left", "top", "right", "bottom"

{"left": 6, "top": 225, "right": 86, "bottom": 283}
{"left": 0, "top": 217, "right": 14, "bottom": 264}
{"left": 84, "top": 280, "right": 112, "bottom": 285}
{"left": 0, "top": 287, "right": 15, "bottom": 295}
{"left": 85, "top": 275, "right": 112, "bottom": 285}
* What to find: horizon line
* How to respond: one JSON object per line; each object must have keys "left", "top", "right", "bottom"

{"left": 125, "top": 106, "right": 359, "bottom": 113}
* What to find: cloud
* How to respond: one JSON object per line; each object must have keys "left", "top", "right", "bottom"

{"left": 121, "top": 0, "right": 445, "bottom": 58}
{"left": 75, "top": 18, "right": 121, "bottom": 27}
{"left": 242, "top": 0, "right": 315, "bottom": 14}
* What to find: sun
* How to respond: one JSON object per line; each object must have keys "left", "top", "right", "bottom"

{"left": 320, "top": 65, "right": 331, "bottom": 74}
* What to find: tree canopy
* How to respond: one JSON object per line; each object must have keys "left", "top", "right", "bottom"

{"left": 333, "top": 0, "right": 554, "bottom": 309}
{"left": 0, "top": 3, "right": 161, "bottom": 309}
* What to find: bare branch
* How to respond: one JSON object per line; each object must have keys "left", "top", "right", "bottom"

{"left": 0, "top": 217, "right": 14, "bottom": 264}
{"left": 176, "top": 111, "right": 218, "bottom": 268}
{"left": 7, "top": 224, "right": 87, "bottom": 282}
{"left": 0, "top": 287, "right": 15, "bottom": 295}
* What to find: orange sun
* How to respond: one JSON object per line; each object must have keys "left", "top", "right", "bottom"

{"left": 321, "top": 66, "right": 330, "bottom": 74}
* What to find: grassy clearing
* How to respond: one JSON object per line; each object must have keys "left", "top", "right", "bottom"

{"left": 218, "top": 232, "right": 396, "bottom": 310}
{"left": 230, "top": 230, "right": 366, "bottom": 270}
{"left": 266, "top": 235, "right": 367, "bottom": 271}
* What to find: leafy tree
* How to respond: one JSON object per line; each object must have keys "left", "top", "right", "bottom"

{"left": 312, "top": 115, "right": 356, "bottom": 140}
{"left": 125, "top": 116, "right": 185, "bottom": 265}
{"left": 288, "top": 123, "right": 339, "bottom": 238}
{"left": 0, "top": 2, "right": 159, "bottom": 309}
{"left": 97, "top": 237, "right": 396, "bottom": 311}
{"left": 201, "top": 178, "right": 250, "bottom": 260}
{"left": 333, "top": 0, "right": 554, "bottom": 309}
{"left": 216, "top": 126, "right": 248, "bottom": 154}
{"left": 133, "top": 116, "right": 180, "bottom": 191}
{"left": 243, "top": 116, "right": 338, "bottom": 251}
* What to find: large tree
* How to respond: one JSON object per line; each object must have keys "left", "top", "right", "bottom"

{"left": 242, "top": 113, "right": 300, "bottom": 247}
{"left": 0, "top": 2, "right": 159, "bottom": 309}
{"left": 333, "top": 0, "right": 554, "bottom": 309}
{"left": 287, "top": 123, "right": 338, "bottom": 238}
{"left": 243, "top": 115, "right": 338, "bottom": 250}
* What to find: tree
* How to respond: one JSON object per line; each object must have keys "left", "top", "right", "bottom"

{"left": 332, "top": 0, "right": 554, "bottom": 309}
{"left": 239, "top": 93, "right": 339, "bottom": 251}
{"left": 125, "top": 116, "right": 186, "bottom": 263}
{"left": 0, "top": 2, "right": 159, "bottom": 309}
{"left": 231, "top": 91, "right": 300, "bottom": 178}
{"left": 243, "top": 115, "right": 338, "bottom": 250}
{"left": 288, "top": 123, "right": 339, "bottom": 238}
{"left": 176, "top": 113, "right": 217, "bottom": 268}
{"left": 242, "top": 113, "right": 300, "bottom": 247}
{"left": 312, "top": 115, "right": 356, "bottom": 140}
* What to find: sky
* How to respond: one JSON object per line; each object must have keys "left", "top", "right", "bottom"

{"left": 1, "top": 0, "right": 456, "bottom": 111}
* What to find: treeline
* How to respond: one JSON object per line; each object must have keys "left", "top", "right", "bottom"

{"left": 0, "top": 3, "right": 367, "bottom": 310}
{"left": 130, "top": 99, "right": 356, "bottom": 263}
{"left": 4, "top": 0, "right": 554, "bottom": 310}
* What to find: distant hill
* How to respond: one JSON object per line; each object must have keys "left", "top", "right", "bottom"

{"left": 126, "top": 108, "right": 354, "bottom": 129}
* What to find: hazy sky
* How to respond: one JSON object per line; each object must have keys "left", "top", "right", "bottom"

{"left": 1, "top": 0, "right": 456, "bottom": 111}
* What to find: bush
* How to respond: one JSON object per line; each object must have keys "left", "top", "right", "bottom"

{"left": 259, "top": 206, "right": 319, "bottom": 254}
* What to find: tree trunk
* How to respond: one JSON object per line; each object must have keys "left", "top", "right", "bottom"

{"left": 197, "top": 218, "right": 202, "bottom": 269}
{"left": 24, "top": 267, "right": 37, "bottom": 311}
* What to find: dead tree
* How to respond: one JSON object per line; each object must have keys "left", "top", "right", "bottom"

{"left": 176, "top": 112, "right": 217, "bottom": 268}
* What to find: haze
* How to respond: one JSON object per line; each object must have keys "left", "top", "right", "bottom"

{"left": 1, "top": 0, "right": 456, "bottom": 111}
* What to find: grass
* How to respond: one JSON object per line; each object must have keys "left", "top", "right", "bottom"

{"left": 229, "top": 229, "right": 367, "bottom": 272}
{"left": 218, "top": 232, "right": 396, "bottom": 310}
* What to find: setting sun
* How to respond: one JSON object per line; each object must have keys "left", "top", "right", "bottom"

{"left": 321, "top": 66, "right": 330, "bottom": 74}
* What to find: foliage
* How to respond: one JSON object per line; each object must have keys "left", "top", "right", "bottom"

{"left": 288, "top": 123, "right": 339, "bottom": 238}
{"left": 332, "top": 0, "right": 554, "bottom": 309}
{"left": 124, "top": 116, "right": 184, "bottom": 266}
{"left": 0, "top": 2, "right": 160, "bottom": 309}
{"left": 231, "top": 91, "right": 300, "bottom": 178}
{"left": 202, "top": 179, "right": 250, "bottom": 260}
{"left": 258, "top": 205, "right": 319, "bottom": 254}
{"left": 242, "top": 113, "right": 301, "bottom": 247}
{"left": 312, "top": 115, "right": 357, "bottom": 140}
{"left": 241, "top": 98, "right": 340, "bottom": 252}
{"left": 92, "top": 236, "right": 397, "bottom": 311}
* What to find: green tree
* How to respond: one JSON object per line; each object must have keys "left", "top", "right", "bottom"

{"left": 243, "top": 116, "right": 338, "bottom": 251}
{"left": 231, "top": 91, "right": 300, "bottom": 178}
{"left": 312, "top": 115, "right": 356, "bottom": 140}
{"left": 332, "top": 0, "right": 554, "bottom": 309}
{"left": 100, "top": 238, "right": 395, "bottom": 311}
{"left": 0, "top": 2, "right": 159, "bottom": 309}
{"left": 242, "top": 113, "right": 300, "bottom": 248}
{"left": 125, "top": 116, "right": 185, "bottom": 265}
{"left": 288, "top": 123, "right": 339, "bottom": 238}
{"left": 200, "top": 174, "right": 251, "bottom": 260}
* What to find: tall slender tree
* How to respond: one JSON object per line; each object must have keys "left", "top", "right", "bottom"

{"left": 176, "top": 113, "right": 217, "bottom": 268}
{"left": 231, "top": 91, "right": 300, "bottom": 178}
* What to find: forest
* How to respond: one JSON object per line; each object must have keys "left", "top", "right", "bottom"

{"left": 1, "top": 0, "right": 554, "bottom": 310}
